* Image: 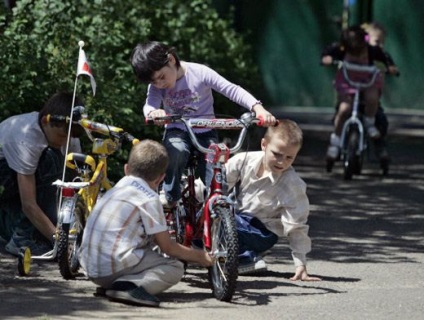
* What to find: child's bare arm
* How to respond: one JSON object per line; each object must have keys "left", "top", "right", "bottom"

{"left": 17, "top": 173, "right": 56, "bottom": 241}
{"left": 154, "top": 231, "right": 214, "bottom": 267}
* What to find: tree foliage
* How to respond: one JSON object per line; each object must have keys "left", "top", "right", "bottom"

{"left": 0, "top": 0, "right": 259, "bottom": 179}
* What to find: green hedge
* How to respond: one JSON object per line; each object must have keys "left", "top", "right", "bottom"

{"left": 0, "top": 0, "right": 259, "bottom": 180}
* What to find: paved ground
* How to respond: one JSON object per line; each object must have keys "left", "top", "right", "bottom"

{"left": 1, "top": 108, "right": 423, "bottom": 319}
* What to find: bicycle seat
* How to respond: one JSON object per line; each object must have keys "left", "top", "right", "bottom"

{"left": 66, "top": 153, "right": 96, "bottom": 171}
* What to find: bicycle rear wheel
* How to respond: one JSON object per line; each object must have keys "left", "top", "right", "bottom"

{"left": 57, "top": 196, "right": 86, "bottom": 279}
{"left": 167, "top": 204, "right": 185, "bottom": 245}
{"left": 208, "top": 205, "right": 239, "bottom": 302}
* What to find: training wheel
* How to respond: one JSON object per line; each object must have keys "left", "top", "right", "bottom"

{"left": 18, "top": 247, "right": 32, "bottom": 276}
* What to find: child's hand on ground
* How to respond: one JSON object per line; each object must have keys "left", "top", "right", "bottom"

{"left": 290, "top": 265, "right": 322, "bottom": 281}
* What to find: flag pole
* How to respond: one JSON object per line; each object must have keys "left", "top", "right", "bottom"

{"left": 57, "top": 40, "right": 85, "bottom": 213}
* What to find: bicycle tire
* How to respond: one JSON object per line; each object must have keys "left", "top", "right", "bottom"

{"left": 57, "top": 196, "right": 85, "bottom": 280}
{"left": 207, "top": 204, "right": 239, "bottom": 302}
{"left": 344, "top": 128, "right": 360, "bottom": 180}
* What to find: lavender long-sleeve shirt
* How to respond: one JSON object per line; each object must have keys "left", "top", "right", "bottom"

{"left": 143, "top": 62, "right": 259, "bottom": 132}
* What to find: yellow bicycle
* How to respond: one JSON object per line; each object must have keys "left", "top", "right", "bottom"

{"left": 18, "top": 109, "right": 139, "bottom": 278}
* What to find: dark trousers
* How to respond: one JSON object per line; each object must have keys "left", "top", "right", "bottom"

{"left": 236, "top": 213, "right": 278, "bottom": 263}
{"left": 0, "top": 148, "right": 64, "bottom": 241}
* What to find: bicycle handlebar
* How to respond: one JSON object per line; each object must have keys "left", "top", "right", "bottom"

{"left": 146, "top": 112, "right": 273, "bottom": 155}
{"left": 340, "top": 61, "right": 381, "bottom": 89}
{"left": 323, "top": 60, "right": 399, "bottom": 89}
{"left": 47, "top": 114, "right": 139, "bottom": 145}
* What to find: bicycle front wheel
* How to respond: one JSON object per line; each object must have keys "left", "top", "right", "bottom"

{"left": 344, "top": 127, "right": 361, "bottom": 180}
{"left": 57, "top": 196, "right": 86, "bottom": 279}
{"left": 208, "top": 205, "right": 239, "bottom": 302}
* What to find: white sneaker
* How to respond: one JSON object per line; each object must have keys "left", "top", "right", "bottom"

{"left": 238, "top": 259, "right": 267, "bottom": 275}
{"left": 326, "top": 145, "right": 340, "bottom": 160}
{"left": 326, "top": 133, "right": 341, "bottom": 160}
{"left": 366, "top": 125, "right": 381, "bottom": 139}
{"left": 5, "top": 236, "right": 52, "bottom": 257}
{"left": 364, "top": 117, "right": 381, "bottom": 139}
{"left": 159, "top": 191, "right": 176, "bottom": 209}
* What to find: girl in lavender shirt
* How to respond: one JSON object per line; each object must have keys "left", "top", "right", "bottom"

{"left": 130, "top": 41, "right": 276, "bottom": 207}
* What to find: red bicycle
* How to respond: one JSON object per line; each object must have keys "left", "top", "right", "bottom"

{"left": 147, "top": 112, "right": 266, "bottom": 302}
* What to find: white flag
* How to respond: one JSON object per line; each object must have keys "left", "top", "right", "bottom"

{"left": 77, "top": 47, "right": 96, "bottom": 96}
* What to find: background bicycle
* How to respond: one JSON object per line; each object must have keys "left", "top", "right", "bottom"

{"left": 326, "top": 60, "right": 398, "bottom": 179}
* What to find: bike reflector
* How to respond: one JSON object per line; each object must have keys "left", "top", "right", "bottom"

{"left": 61, "top": 187, "right": 75, "bottom": 197}
{"left": 206, "top": 143, "right": 230, "bottom": 164}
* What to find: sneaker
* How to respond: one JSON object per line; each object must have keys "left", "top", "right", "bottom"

{"left": 238, "top": 258, "right": 267, "bottom": 275}
{"left": 326, "top": 133, "right": 341, "bottom": 160}
{"left": 378, "top": 148, "right": 390, "bottom": 161}
{"left": 364, "top": 117, "right": 381, "bottom": 139}
{"left": 366, "top": 125, "right": 381, "bottom": 139}
{"left": 105, "top": 285, "right": 160, "bottom": 307}
{"left": 94, "top": 287, "right": 107, "bottom": 297}
{"left": 159, "top": 192, "right": 177, "bottom": 209}
{"left": 5, "top": 236, "right": 53, "bottom": 257}
{"left": 326, "top": 145, "right": 340, "bottom": 160}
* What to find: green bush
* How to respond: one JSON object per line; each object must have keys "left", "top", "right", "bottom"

{"left": 0, "top": 0, "right": 259, "bottom": 180}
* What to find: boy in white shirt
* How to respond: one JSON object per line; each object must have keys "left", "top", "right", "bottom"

{"left": 226, "top": 119, "right": 320, "bottom": 281}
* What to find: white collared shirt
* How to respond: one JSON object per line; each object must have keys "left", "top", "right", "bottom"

{"left": 226, "top": 151, "right": 311, "bottom": 266}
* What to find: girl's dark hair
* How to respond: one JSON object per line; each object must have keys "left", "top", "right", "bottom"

{"left": 130, "top": 41, "right": 181, "bottom": 83}
{"left": 341, "top": 25, "right": 368, "bottom": 55}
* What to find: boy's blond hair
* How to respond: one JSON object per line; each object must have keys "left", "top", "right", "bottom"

{"left": 126, "top": 139, "right": 168, "bottom": 182}
{"left": 263, "top": 119, "right": 303, "bottom": 148}
{"left": 362, "top": 22, "right": 386, "bottom": 47}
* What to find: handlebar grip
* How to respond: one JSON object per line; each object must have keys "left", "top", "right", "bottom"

{"left": 124, "top": 132, "right": 140, "bottom": 145}
{"left": 145, "top": 118, "right": 154, "bottom": 125}
{"left": 257, "top": 116, "right": 265, "bottom": 127}
{"left": 257, "top": 115, "right": 280, "bottom": 127}
{"left": 46, "top": 114, "right": 70, "bottom": 123}
{"left": 145, "top": 116, "right": 171, "bottom": 125}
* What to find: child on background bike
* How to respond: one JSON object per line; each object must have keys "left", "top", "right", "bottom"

{"left": 321, "top": 25, "right": 399, "bottom": 161}
{"left": 361, "top": 21, "right": 397, "bottom": 162}
{"left": 0, "top": 92, "right": 83, "bottom": 256}
{"left": 79, "top": 140, "right": 214, "bottom": 308}
{"left": 130, "top": 41, "right": 276, "bottom": 208}
{"left": 362, "top": 21, "right": 386, "bottom": 48}
{"left": 226, "top": 119, "right": 321, "bottom": 281}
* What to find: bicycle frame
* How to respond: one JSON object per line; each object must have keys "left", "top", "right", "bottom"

{"left": 148, "top": 111, "right": 263, "bottom": 301}
{"left": 339, "top": 61, "right": 380, "bottom": 158}
{"left": 169, "top": 114, "right": 257, "bottom": 247}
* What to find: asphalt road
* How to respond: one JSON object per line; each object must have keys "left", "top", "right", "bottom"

{"left": 1, "top": 112, "right": 423, "bottom": 320}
